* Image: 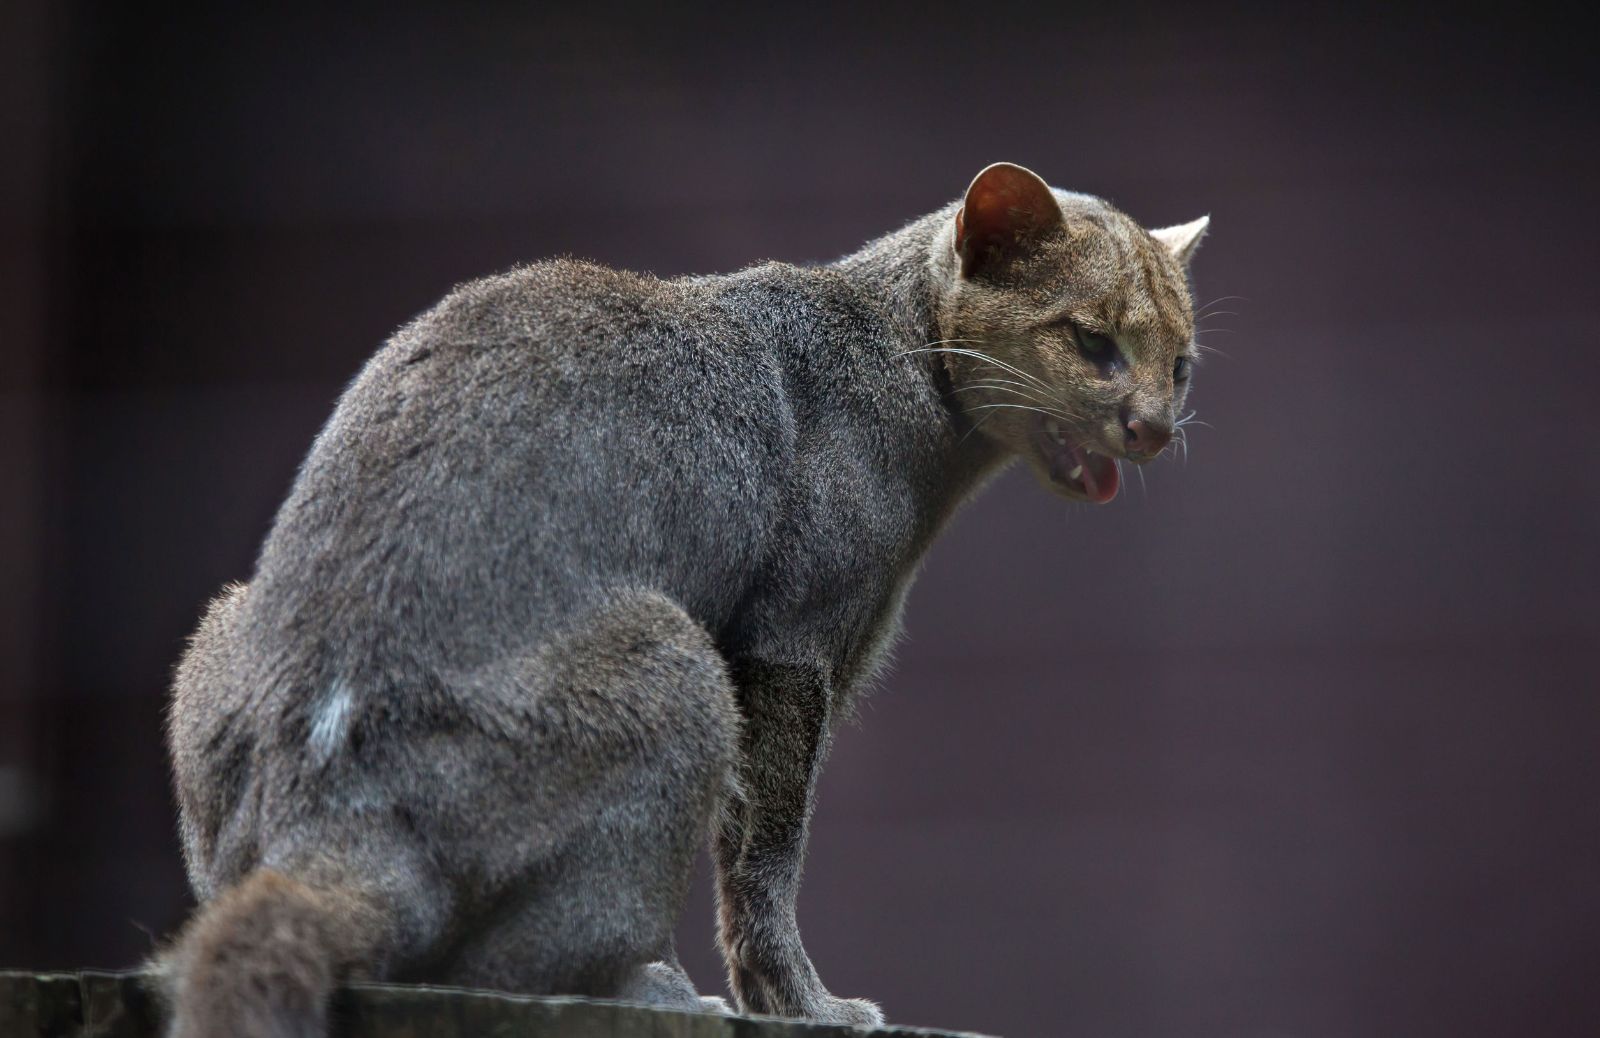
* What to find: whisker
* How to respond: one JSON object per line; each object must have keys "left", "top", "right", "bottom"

{"left": 953, "top": 398, "right": 1081, "bottom": 428}
{"left": 1197, "top": 293, "right": 1245, "bottom": 330}
{"left": 954, "top": 387, "right": 1080, "bottom": 421}
{"left": 898, "top": 345, "right": 1055, "bottom": 393}
{"left": 951, "top": 380, "right": 1087, "bottom": 422}
{"left": 967, "top": 368, "right": 1058, "bottom": 395}
{"left": 957, "top": 407, "right": 1002, "bottom": 447}
{"left": 1196, "top": 294, "right": 1248, "bottom": 313}
{"left": 949, "top": 378, "right": 1054, "bottom": 402}
{"left": 961, "top": 401, "right": 1078, "bottom": 423}
{"left": 917, "top": 337, "right": 988, "bottom": 348}
{"left": 972, "top": 370, "right": 1086, "bottom": 420}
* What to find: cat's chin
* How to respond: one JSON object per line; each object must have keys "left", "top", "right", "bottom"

{"left": 1032, "top": 416, "right": 1121, "bottom": 503}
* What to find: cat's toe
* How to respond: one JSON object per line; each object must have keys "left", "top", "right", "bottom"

{"left": 811, "top": 995, "right": 885, "bottom": 1029}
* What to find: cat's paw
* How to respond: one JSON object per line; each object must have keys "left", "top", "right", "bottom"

{"left": 698, "top": 995, "right": 733, "bottom": 1015}
{"left": 805, "top": 995, "right": 885, "bottom": 1029}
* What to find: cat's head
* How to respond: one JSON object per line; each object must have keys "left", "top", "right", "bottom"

{"left": 930, "top": 162, "right": 1208, "bottom": 503}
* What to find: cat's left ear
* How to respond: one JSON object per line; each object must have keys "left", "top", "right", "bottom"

{"left": 1149, "top": 216, "right": 1210, "bottom": 267}
{"left": 954, "top": 163, "right": 1065, "bottom": 278}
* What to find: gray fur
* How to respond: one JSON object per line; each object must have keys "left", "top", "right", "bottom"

{"left": 162, "top": 163, "right": 1207, "bottom": 1036}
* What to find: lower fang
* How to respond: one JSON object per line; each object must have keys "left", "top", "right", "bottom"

{"left": 1068, "top": 465, "right": 1083, "bottom": 479}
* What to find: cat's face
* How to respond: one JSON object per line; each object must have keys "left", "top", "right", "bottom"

{"left": 933, "top": 163, "right": 1207, "bottom": 503}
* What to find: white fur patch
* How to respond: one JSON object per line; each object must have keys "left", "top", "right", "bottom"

{"left": 309, "top": 678, "right": 355, "bottom": 761}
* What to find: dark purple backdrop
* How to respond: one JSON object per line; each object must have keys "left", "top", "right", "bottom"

{"left": 2, "top": 4, "right": 1597, "bottom": 1036}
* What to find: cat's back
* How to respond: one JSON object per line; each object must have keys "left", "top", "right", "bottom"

{"left": 244, "top": 258, "right": 797, "bottom": 662}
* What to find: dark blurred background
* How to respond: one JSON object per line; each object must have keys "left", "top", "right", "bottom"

{"left": 3, "top": 3, "right": 1597, "bottom": 1036}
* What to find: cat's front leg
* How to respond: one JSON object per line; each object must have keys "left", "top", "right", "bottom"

{"left": 714, "top": 659, "right": 885, "bottom": 1028}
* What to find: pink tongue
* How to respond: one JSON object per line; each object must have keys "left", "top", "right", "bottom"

{"left": 1073, "top": 445, "right": 1120, "bottom": 503}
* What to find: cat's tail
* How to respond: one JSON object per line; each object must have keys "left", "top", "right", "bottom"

{"left": 157, "top": 868, "right": 389, "bottom": 1038}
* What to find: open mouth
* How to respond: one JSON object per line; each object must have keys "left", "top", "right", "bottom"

{"left": 1038, "top": 416, "right": 1120, "bottom": 503}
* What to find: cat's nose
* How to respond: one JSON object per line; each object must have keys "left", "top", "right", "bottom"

{"left": 1123, "top": 418, "right": 1172, "bottom": 459}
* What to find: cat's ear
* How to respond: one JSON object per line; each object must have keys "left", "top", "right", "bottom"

{"left": 954, "top": 162, "right": 1064, "bottom": 278}
{"left": 1149, "top": 216, "right": 1210, "bottom": 267}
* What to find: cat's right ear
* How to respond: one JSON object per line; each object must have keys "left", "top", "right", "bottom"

{"left": 954, "top": 163, "right": 1064, "bottom": 279}
{"left": 1149, "top": 216, "right": 1210, "bottom": 268}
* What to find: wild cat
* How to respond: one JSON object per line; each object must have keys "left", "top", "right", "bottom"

{"left": 161, "top": 162, "right": 1208, "bottom": 1036}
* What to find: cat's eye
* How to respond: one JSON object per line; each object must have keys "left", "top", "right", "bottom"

{"left": 1076, "top": 327, "right": 1115, "bottom": 361}
{"left": 1174, "top": 356, "right": 1192, "bottom": 382}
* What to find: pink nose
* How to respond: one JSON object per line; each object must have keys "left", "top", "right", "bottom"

{"left": 1124, "top": 418, "right": 1172, "bottom": 458}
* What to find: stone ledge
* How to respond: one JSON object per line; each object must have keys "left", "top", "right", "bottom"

{"left": 0, "top": 970, "right": 994, "bottom": 1038}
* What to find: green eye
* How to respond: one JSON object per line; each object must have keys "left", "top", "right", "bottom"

{"left": 1174, "top": 356, "right": 1192, "bottom": 382}
{"left": 1077, "top": 328, "right": 1114, "bottom": 359}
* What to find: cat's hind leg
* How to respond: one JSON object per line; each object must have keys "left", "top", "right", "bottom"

{"left": 615, "top": 954, "right": 731, "bottom": 1013}
{"left": 425, "top": 589, "right": 740, "bottom": 1010}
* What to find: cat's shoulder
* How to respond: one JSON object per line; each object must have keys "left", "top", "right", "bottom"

{"left": 715, "top": 259, "right": 858, "bottom": 298}
{"left": 709, "top": 260, "right": 883, "bottom": 329}
{"left": 424, "top": 258, "right": 678, "bottom": 328}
